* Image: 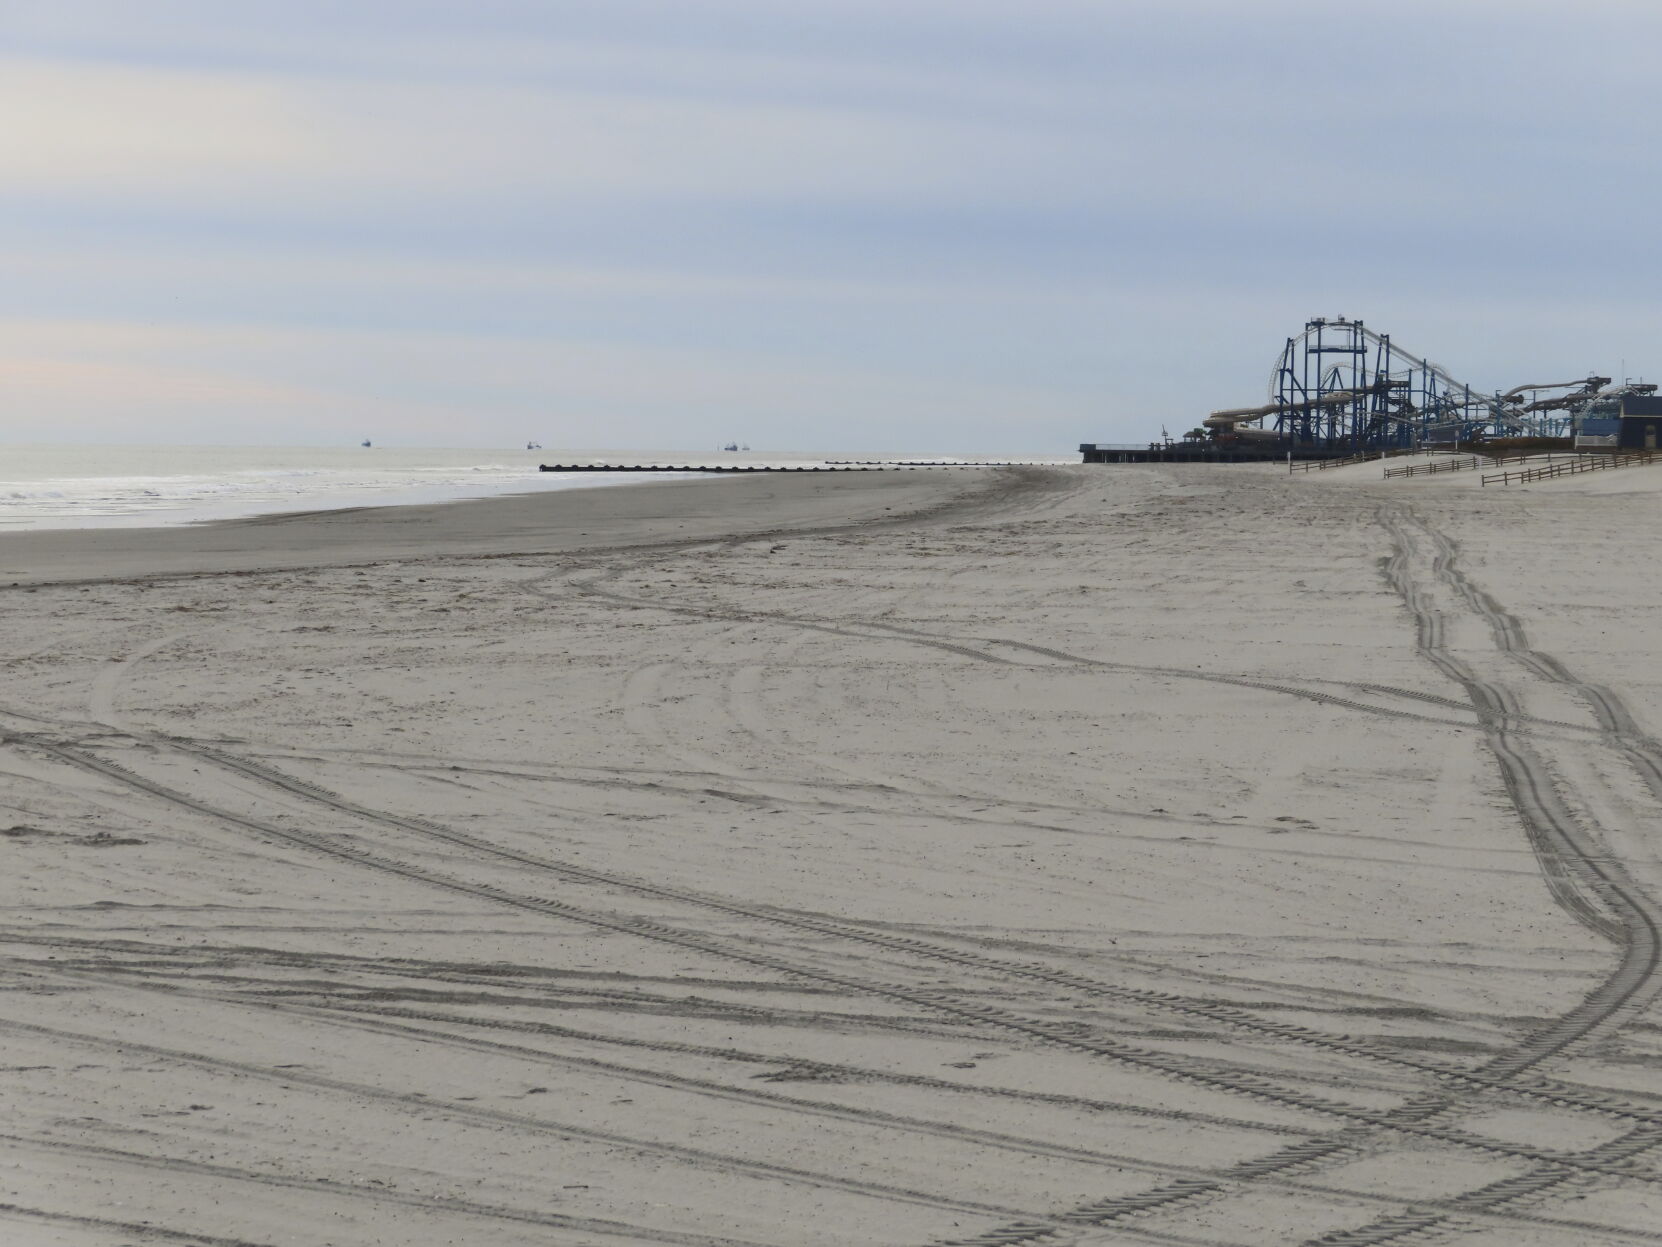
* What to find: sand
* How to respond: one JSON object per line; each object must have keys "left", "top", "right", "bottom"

{"left": 2, "top": 461, "right": 1661, "bottom": 1246}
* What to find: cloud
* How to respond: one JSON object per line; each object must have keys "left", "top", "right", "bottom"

{"left": 0, "top": 317, "right": 1093, "bottom": 449}
{"left": 3, "top": 2, "right": 1662, "bottom": 449}
{"left": 0, "top": 60, "right": 319, "bottom": 193}
{"left": 0, "top": 54, "right": 1079, "bottom": 213}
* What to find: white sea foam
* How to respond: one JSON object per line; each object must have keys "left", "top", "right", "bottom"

{"left": 0, "top": 446, "right": 699, "bottom": 531}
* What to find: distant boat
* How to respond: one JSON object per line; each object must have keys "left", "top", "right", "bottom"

{"left": 722, "top": 441, "right": 740, "bottom": 452}
{"left": 527, "top": 441, "right": 542, "bottom": 450}
{"left": 361, "top": 439, "right": 372, "bottom": 447}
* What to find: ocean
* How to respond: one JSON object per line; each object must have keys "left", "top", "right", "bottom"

{"left": 0, "top": 445, "right": 1057, "bottom": 532}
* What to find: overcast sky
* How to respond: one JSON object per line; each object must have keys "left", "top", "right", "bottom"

{"left": 3, "top": 1, "right": 1658, "bottom": 452}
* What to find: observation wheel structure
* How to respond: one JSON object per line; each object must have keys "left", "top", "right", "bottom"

{"left": 1269, "top": 317, "right": 1528, "bottom": 452}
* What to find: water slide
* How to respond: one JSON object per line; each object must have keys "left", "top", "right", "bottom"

{"left": 1202, "top": 389, "right": 1378, "bottom": 438}
{"left": 1501, "top": 377, "right": 1609, "bottom": 402}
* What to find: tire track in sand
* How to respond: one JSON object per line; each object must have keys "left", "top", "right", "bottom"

{"left": 17, "top": 618, "right": 1662, "bottom": 1131}
{"left": 8, "top": 734, "right": 1653, "bottom": 1188}
{"left": 1285, "top": 510, "right": 1662, "bottom": 1246}
{"left": 125, "top": 731, "right": 1662, "bottom": 1128}
{"left": 0, "top": 1131, "right": 775, "bottom": 1247}
{"left": 16, "top": 639, "right": 1602, "bottom": 1121}
{"left": 41, "top": 979, "right": 1662, "bottom": 1247}
{"left": 924, "top": 505, "right": 1662, "bottom": 1247}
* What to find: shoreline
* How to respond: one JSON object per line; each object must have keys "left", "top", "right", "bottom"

{"left": 0, "top": 466, "right": 1011, "bottom": 587}
{"left": 0, "top": 445, "right": 1066, "bottom": 538}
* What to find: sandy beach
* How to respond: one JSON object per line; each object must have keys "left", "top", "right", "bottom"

{"left": 4, "top": 461, "right": 1662, "bottom": 1247}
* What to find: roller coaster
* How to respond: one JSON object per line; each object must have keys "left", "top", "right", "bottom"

{"left": 1204, "top": 317, "right": 1614, "bottom": 454}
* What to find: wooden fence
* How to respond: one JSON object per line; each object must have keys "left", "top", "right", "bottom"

{"left": 1481, "top": 451, "right": 1658, "bottom": 487}
{"left": 1288, "top": 447, "right": 1416, "bottom": 473}
{"left": 1290, "top": 452, "right": 1372, "bottom": 474}
{"left": 1382, "top": 456, "right": 1481, "bottom": 479}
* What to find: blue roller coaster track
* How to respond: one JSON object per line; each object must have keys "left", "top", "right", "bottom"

{"left": 1204, "top": 317, "right": 1612, "bottom": 452}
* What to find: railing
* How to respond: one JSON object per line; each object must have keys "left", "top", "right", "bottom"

{"left": 1289, "top": 451, "right": 1377, "bottom": 473}
{"left": 1483, "top": 451, "right": 1577, "bottom": 469}
{"left": 1289, "top": 445, "right": 1425, "bottom": 474}
{"left": 1383, "top": 455, "right": 1480, "bottom": 479}
{"left": 1482, "top": 451, "right": 1659, "bottom": 487}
